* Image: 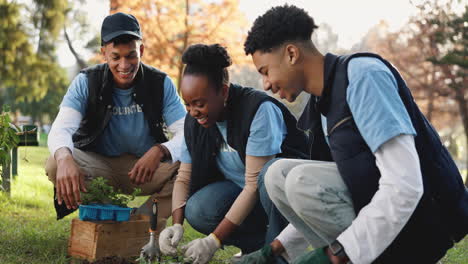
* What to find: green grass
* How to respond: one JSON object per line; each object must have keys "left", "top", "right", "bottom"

{"left": 0, "top": 147, "right": 466, "bottom": 264}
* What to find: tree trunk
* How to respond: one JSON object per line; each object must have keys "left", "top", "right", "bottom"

{"left": 453, "top": 86, "right": 468, "bottom": 186}
{"left": 63, "top": 26, "right": 88, "bottom": 70}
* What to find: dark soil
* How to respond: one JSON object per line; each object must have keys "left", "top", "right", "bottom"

{"left": 81, "top": 256, "right": 135, "bottom": 264}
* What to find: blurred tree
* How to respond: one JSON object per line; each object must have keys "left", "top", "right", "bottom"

{"left": 0, "top": 0, "right": 38, "bottom": 99}
{"left": 63, "top": 0, "right": 101, "bottom": 71}
{"left": 368, "top": 0, "right": 467, "bottom": 184}
{"left": 426, "top": 1, "right": 468, "bottom": 185}
{"left": 109, "top": 0, "right": 249, "bottom": 90}
{"left": 313, "top": 23, "right": 340, "bottom": 54}
{"left": 0, "top": 0, "right": 69, "bottom": 124}
{"left": 367, "top": 21, "right": 454, "bottom": 125}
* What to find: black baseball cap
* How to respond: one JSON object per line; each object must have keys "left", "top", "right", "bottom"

{"left": 101, "top": 12, "right": 142, "bottom": 44}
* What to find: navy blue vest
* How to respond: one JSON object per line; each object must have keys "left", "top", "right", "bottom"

{"left": 298, "top": 53, "right": 468, "bottom": 263}
{"left": 185, "top": 84, "right": 309, "bottom": 195}
{"left": 72, "top": 63, "right": 168, "bottom": 150}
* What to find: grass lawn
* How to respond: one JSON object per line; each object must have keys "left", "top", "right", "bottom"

{"left": 0, "top": 145, "right": 466, "bottom": 264}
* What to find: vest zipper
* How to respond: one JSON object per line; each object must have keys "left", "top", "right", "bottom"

{"left": 329, "top": 116, "right": 352, "bottom": 136}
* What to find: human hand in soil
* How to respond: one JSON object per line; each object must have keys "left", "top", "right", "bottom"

{"left": 159, "top": 224, "right": 184, "bottom": 256}
{"left": 55, "top": 147, "right": 87, "bottom": 210}
{"left": 129, "top": 145, "right": 164, "bottom": 185}
{"left": 181, "top": 234, "right": 221, "bottom": 264}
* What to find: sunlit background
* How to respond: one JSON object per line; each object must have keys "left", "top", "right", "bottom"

{"left": 1, "top": 0, "right": 466, "bottom": 181}
{"left": 0, "top": 1, "right": 466, "bottom": 263}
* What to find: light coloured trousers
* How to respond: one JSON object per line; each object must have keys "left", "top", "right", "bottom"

{"left": 45, "top": 148, "right": 180, "bottom": 234}
{"left": 264, "top": 159, "right": 356, "bottom": 249}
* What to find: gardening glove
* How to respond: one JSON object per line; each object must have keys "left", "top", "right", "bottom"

{"left": 181, "top": 233, "right": 221, "bottom": 264}
{"left": 292, "top": 247, "right": 331, "bottom": 264}
{"left": 231, "top": 245, "right": 275, "bottom": 264}
{"left": 159, "top": 224, "right": 184, "bottom": 256}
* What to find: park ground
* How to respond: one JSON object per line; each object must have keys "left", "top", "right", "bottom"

{"left": 0, "top": 136, "right": 466, "bottom": 263}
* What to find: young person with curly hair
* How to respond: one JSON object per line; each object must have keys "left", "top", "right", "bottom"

{"left": 158, "top": 43, "right": 308, "bottom": 264}
{"left": 239, "top": 4, "right": 468, "bottom": 264}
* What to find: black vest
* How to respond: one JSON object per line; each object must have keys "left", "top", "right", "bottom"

{"left": 298, "top": 53, "right": 468, "bottom": 263}
{"left": 185, "top": 84, "right": 309, "bottom": 195}
{"left": 72, "top": 63, "right": 168, "bottom": 150}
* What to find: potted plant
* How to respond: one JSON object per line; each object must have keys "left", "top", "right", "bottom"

{"left": 80, "top": 177, "right": 141, "bottom": 221}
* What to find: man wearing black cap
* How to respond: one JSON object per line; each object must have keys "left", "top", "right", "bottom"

{"left": 45, "top": 12, "right": 186, "bottom": 234}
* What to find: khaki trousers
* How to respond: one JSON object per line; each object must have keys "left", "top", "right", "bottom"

{"left": 45, "top": 148, "right": 180, "bottom": 235}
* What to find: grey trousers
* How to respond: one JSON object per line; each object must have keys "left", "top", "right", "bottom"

{"left": 264, "top": 159, "right": 356, "bottom": 249}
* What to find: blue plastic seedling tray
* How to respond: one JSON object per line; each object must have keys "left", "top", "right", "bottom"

{"left": 79, "top": 204, "right": 132, "bottom": 222}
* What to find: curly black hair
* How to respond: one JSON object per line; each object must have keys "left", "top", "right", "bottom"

{"left": 182, "top": 44, "right": 232, "bottom": 92}
{"left": 244, "top": 4, "right": 318, "bottom": 55}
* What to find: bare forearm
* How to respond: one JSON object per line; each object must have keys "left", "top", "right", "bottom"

{"left": 172, "top": 207, "right": 185, "bottom": 225}
{"left": 213, "top": 217, "right": 238, "bottom": 243}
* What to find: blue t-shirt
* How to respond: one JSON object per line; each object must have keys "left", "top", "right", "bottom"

{"left": 180, "top": 101, "right": 287, "bottom": 188}
{"left": 61, "top": 73, "right": 186, "bottom": 157}
{"left": 321, "top": 57, "right": 416, "bottom": 152}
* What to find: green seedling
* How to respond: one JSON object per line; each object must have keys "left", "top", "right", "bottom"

{"left": 81, "top": 177, "right": 141, "bottom": 207}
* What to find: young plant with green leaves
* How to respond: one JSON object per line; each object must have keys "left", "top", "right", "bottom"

{"left": 81, "top": 177, "right": 141, "bottom": 207}
{"left": 0, "top": 105, "right": 19, "bottom": 186}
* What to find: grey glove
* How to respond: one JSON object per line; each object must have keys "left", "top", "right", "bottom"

{"left": 181, "top": 233, "right": 221, "bottom": 264}
{"left": 159, "top": 223, "right": 184, "bottom": 256}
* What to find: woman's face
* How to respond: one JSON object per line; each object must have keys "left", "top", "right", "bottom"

{"left": 181, "top": 74, "right": 228, "bottom": 128}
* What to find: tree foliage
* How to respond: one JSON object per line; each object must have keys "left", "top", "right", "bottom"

{"left": 0, "top": 0, "right": 69, "bottom": 123}
{"left": 109, "top": 0, "right": 249, "bottom": 89}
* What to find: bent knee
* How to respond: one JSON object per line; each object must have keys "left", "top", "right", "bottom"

{"left": 45, "top": 155, "right": 57, "bottom": 184}
{"left": 264, "top": 159, "right": 292, "bottom": 194}
{"left": 185, "top": 198, "right": 219, "bottom": 234}
{"left": 284, "top": 164, "right": 331, "bottom": 205}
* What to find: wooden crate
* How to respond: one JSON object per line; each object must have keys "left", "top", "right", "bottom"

{"left": 68, "top": 215, "right": 150, "bottom": 261}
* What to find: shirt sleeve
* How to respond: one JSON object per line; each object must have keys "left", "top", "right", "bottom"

{"left": 346, "top": 57, "right": 416, "bottom": 153}
{"left": 162, "top": 76, "right": 186, "bottom": 126}
{"left": 47, "top": 106, "right": 82, "bottom": 156}
{"left": 172, "top": 162, "right": 192, "bottom": 212}
{"left": 60, "top": 73, "right": 89, "bottom": 116}
{"left": 337, "top": 134, "right": 423, "bottom": 264}
{"left": 161, "top": 117, "right": 184, "bottom": 162}
{"left": 179, "top": 136, "right": 192, "bottom": 164}
{"left": 225, "top": 155, "right": 274, "bottom": 225}
{"left": 246, "top": 101, "right": 287, "bottom": 156}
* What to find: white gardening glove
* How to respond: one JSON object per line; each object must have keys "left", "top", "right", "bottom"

{"left": 181, "top": 233, "right": 221, "bottom": 264}
{"left": 159, "top": 224, "right": 184, "bottom": 256}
